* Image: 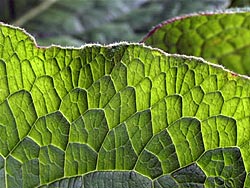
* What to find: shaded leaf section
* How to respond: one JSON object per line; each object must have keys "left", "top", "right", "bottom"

{"left": 197, "top": 147, "right": 246, "bottom": 187}
{"left": 230, "top": 0, "right": 250, "bottom": 7}
{"left": 42, "top": 171, "right": 152, "bottom": 188}
{"left": 143, "top": 10, "right": 250, "bottom": 75}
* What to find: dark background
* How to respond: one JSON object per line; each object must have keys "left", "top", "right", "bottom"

{"left": 0, "top": 0, "right": 248, "bottom": 46}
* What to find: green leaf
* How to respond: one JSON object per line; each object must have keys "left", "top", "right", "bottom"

{"left": 143, "top": 9, "right": 250, "bottom": 76}
{"left": 1, "top": 22, "right": 250, "bottom": 187}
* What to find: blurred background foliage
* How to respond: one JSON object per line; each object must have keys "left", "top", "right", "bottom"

{"left": 0, "top": 0, "right": 248, "bottom": 46}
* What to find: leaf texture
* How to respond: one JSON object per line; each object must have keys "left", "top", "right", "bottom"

{"left": 0, "top": 23, "right": 250, "bottom": 187}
